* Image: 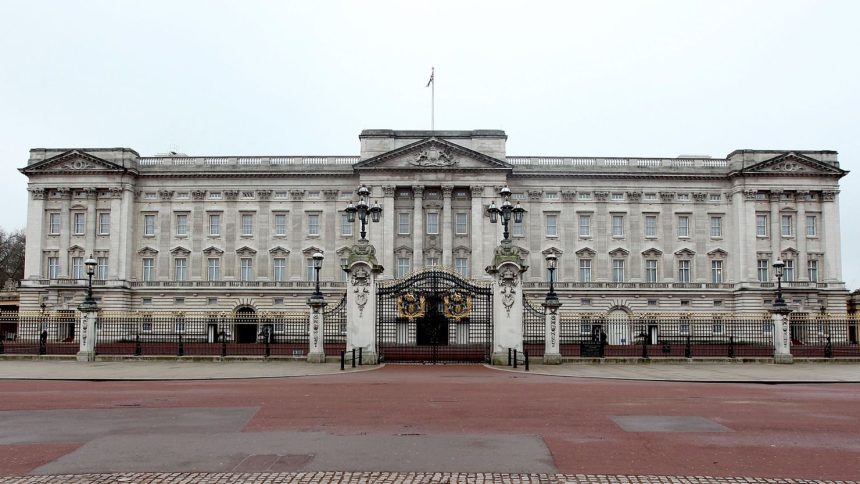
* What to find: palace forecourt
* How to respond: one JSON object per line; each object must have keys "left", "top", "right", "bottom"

{"left": 9, "top": 129, "right": 855, "bottom": 362}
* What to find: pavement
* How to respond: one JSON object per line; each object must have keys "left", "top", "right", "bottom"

{"left": 0, "top": 358, "right": 858, "bottom": 382}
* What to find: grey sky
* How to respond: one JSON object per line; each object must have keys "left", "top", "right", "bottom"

{"left": 1, "top": 1, "right": 857, "bottom": 289}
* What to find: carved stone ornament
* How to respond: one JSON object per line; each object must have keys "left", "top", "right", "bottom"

{"left": 311, "top": 312, "right": 320, "bottom": 349}
{"left": 398, "top": 292, "right": 426, "bottom": 321}
{"left": 486, "top": 240, "right": 529, "bottom": 275}
{"left": 412, "top": 185, "right": 425, "bottom": 197}
{"left": 443, "top": 292, "right": 472, "bottom": 322}
{"left": 411, "top": 147, "right": 457, "bottom": 167}
{"left": 527, "top": 190, "right": 543, "bottom": 201}
{"left": 289, "top": 190, "right": 305, "bottom": 201}
{"left": 692, "top": 192, "right": 707, "bottom": 202}
{"left": 561, "top": 191, "right": 577, "bottom": 202}
{"left": 771, "top": 160, "right": 805, "bottom": 172}
{"left": 822, "top": 190, "right": 837, "bottom": 201}
{"left": 441, "top": 185, "right": 454, "bottom": 198}
{"left": 29, "top": 188, "right": 46, "bottom": 200}
{"left": 109, "top": 187, "right": 123, "bottom": 198}
{"left": 323, "top": 189, "right": 339, "bottom": 201}
{"left": 743, "top": 189, "right": 757, "bottom": 201}
{"left": 158, "top": 190, "right": 174, "bottom": 200}
{"left": 594, "top": 192, "right": 609, "bottom": 202}
{"left": 626, "top": 192, "right": 642, "bottom": 202}
{"left": 192, "top": 190, "right": 206, "bottom": 201}
{"left": 659, "top": 192, "right": 675, "bottom": 202}
{"left": 470, "top": 186, "right": 484, "bottom": 197}
{"left": 224, "top": 190, "right": 239, "bottom": 201}
{"left": 351, "top": 266, "right": 371, "bottom": 317}
{"left": 64, "top": 158, "right": 93, "bottom": 170}
{"left": 499, "top": 267, "right": 519, "bottom": 317}
{"left": 257, "top": 190, "right": 273, "bottom": 200}
{"left": 382, "top": 185, "right": 396, "bottom": 197}
{"left": 550, "top": 317, "right": 557, "bottom": 346}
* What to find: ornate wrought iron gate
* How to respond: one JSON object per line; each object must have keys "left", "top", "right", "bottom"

{"left": 377, "top": 269, "right": 493, "bottom": 363}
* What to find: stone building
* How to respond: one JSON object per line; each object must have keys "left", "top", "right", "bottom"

{"left": 18, "top": 129, "right": 849, "bottom": 317}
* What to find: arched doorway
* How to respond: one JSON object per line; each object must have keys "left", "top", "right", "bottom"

{"left": 234, "top": 306, "right": 258, "bottom": 344}
{"left": 606, "top": 308, "right": 632, "bottom": 345}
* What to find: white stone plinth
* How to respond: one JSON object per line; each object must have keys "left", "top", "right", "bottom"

{"left": 543, "top": 307, "right": 562, "bottom": 365}
{"left": 76, "top": 306, "right": 98, "bottom": 362}
{"left": 307, "top": 301, "right": 326, "bottom": 363}
{"left": 772, "top": 309, "right": 793, "bottom": 364}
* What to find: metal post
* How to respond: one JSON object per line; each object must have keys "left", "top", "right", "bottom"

{"left": 684, "top": 335, "right": 692, "bottom": 359}
{"left": 352, "top": 348, "right": 356, "bottom": 368}
{"left": 177, "top": 334, "right": 184, "bottom": 357}
{"left": 524, "top": 350, "right": 529, "bottom": 372}
{"left": 135, "top": 334, "right": 141, "bottom": 357}
{"left": 728, "top": 335, "right": 735, "bottom": 358}
{"left": 508, "top": 347, "right": 512, "bottom": 366}
{"left": 358, "top": 347, "right": 363, "bottom": 366}
{"left": 513, "top": 349, "right": 518, "bottom": 368}
{"left": 340, "top": 350, "right": 345, "bottom": 370}
{"left": 39, "top": 329, "right": 47, "bottom": 355}
{"left": 825, "top": 335, "right": 832, "bottom": 358}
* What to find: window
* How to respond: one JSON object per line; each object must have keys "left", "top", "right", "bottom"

{"left": 208, "top": 297, "right": 218, "bottom": 305}
{"left": 144, "top": 214, "right": 156, "bottom": 236}
{"left": 97, "top": 257, "right": 108, "bottom": 279}
{"left": 512, "top": 219, "right": 524, "bottom": 237}
{"left": 680, "top": 299, "right": 690, "bottom": 306}
{"left": 175, "top": 213, "right": 188, "bottom": 236}
{"left": 398, "top": 213, "right": 410, "bottom": 234}
{"left": 644, "top": 215, "right": 657, "bottom": 238}
{"left": 579, "top": 259, "right": 592, "bottom": 283}
{"left": 48, "top": 257, "right": 60, "bottom": 278}
{"left": 455, "top": 213, "right": 468, "bottom": 235}
{"left": 142, "top": 257, "right": 154, "bottom": 281}
{"left": 546, "top": 214, "right": 558, "bottom": 237}
{"left": 340, "top": 258, "right": 349, "bottom": 282}
{"left": 709, "top": 194, "right": 721, "bottom": 201}
{"left": 207, "top": 258, "right": 220, "bottom": 281}
{"left": 455, "top": 257, "right": 469, "bottom": 277}
{"left": 209, "top": 214, "right": 221, "bottom": 236}
{"left": 611, "top": 193, "right": 624, "bottom": 201}
{"left": 784, "top": 259, "right": 795, "bottom": 281}
{"left": 644, "top": 193, "right": 657, "bottom": 201}
{"left": 645, "top": 260, "right": 657, "bottom": 283}
{"left": 679, "top": 317, "right": 690, "bottom": 335}
{"left": 307, "top": 213, "right": 320, "bottom": 236}
{"left": 581, "top": 298, "right": 592, "bottom": 306}
{"left": 711, "top": 260, "right": 723, "bottom": 283}
{"left": 98, "top": 212, "right": 110, "bottom": 235}
{"left": 756, "top": 214, "right": 768, "bottom": 237}
{"left": 142, "top": 297, "right": 152, "bottom": 306}
{"left": 175, "top": 258, "right": 187, "bottom": 281}
{"left": 240, "top": 257, "right": 253, "bottom": 281}
{"left": 807, "top": 260, "right": 818, "bottom": 282}
{"left": 209, "top": 192, "right": 222, "bottom": 200}
{"left": 611, "top": 259, "right": 625, "bottom": 282}
{"left": 71, "top": 257, "right": 84, "bottom": 279}
{"left": 611, "top": 215, "right": 624, "bottom": 237}
{"left": 305, "top": 258, "right": 316, "bottom": 281}
{"left": 757, "top": 259, "right": 769, "bottom": 282}
{"left": 648, "top": 299, "right": 657, "bottom": 307}
{"left": 677, "top": 215, "right": 689, "bottom": 237}
{"left": 678, "top": 260, "right": 691, "bottom": 283}
{"left": 426, "top": 257, "right": 439, "bottom": 267}
{"left": 781, "top": 214, "right": 793, "bottom": 237}
{"left": 273, "top": 258, "right": 286, "bottom": 282}
{"left": 806, "top": 215, "right": 817, "bottom": 237}
{"left": 397, "top": 257, "right": 411, "bottom": 278}
{"left": 73, "top": 213, "right": 85, "bottom": 235}
{"left": 274, "top": 213, "right": 287, "bottom": 236}
{"left": 579, "top": 214, "right": 591, "bottom": 237}
{"left": 49, "top": 213, "right": 61, "bottom": 234}
{"left": 710, "top": 216, "right": 722, "bottom": 238}
{"left": 241, "top": 214, "right": 254, "bottom": 236}
{"left": 426, "top": 212, "right": 439, "bottom": 234}
{"left": 341, "top": 213, "right": 353, "bottom": 236}
{"left": 578, "top": 192, "right": 592, "bottom": 201}
{"left": 545, "top": 192, "right": 559, "bottom": 200}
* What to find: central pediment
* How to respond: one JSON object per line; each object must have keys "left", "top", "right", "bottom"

{"left": 354, "top": 137, "right": 512, "bottom": 171}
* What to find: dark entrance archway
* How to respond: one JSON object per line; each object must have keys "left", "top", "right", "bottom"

{"left": 234, "top": 306, "right": 258, "bottom": 344}
{"left": 377, "top": 268, "right": 493, "bottom": 363}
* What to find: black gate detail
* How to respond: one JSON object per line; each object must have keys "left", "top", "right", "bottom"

{"left": 523, "top": 298, "right": 545, "bottom": 357}
{"left": 323, "top": 294, "right": 347, "bottom": 355}
{"left": 377, "top": 269, "right": 493, "bottom": 363}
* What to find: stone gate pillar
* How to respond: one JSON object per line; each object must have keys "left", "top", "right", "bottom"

{"left": 76, "top": 299, "right": 98, "bottom": 362}
{"left": 543, "top": 300, "right": 562, "bottom": 365}
{"left": 306, "top": 293, "right": 327, "bottom": 363}
{"left": 486, "top": 240, "right": 528, "bottom": 365}
{"left": 772, "top": 306, "right": 793, "bottom": 364}
{"left": 343, "top": 239, "right": 383, "bottom": 364}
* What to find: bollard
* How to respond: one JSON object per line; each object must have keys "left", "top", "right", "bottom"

{"left": 524, "top": 349, "right": 529, "bottom": 372}
{"left": 684, "top": 335, "right": 692, "bottom": 359}
{"left": 39, "top": 330, "right": 47, "bottom": 356}
{"left": 352, "top": 348, "right": 356, "bottom": 368}
{"left": 358, "top": 347, "right": 363, "bottom": 366}
{"left": 178, "top": 334, "right": 184, "bottom": 357}
{"left": 340, "top": 350, "right": 345, "bottom": 370}
{"left": 728, "top": 336, "right": 735, "bottom": 359}
{"left": 0, "top": 339, "right": 4, "bottom": 354}
{"left": 134, "top": 334, "right": 142, "bottom": 357}
{"left": 513, "top": 349, "right": 518, "bottom": 369}
{"left": 508, "top": 347, "right": 512, "bottom": 366}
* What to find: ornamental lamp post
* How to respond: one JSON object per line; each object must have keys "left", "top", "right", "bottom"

{"left": 544, "top": 253, "right": 560, "bottom": 309}
{"left": 84, "top": 255, "right": 97, "bottom": 306}
{"left": 344, "top": 185, "right": 382, "bottom": 241}
{"left": 772, "top": 258, "right": 786, "bottom": 309}
{"left": 487, "top": 186, "right": 525, "bottom": 242}
{"left": 312, "top": 252, "right": 324, "bottom": 298}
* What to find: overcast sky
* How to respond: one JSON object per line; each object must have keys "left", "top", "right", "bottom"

{"left": 1, "top": 1, "right": 857, "bottom": 289}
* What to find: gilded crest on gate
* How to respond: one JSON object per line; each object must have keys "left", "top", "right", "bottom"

{"left": 443, "top": 291, "right": 472, "bottom": 321}
{"left": 398, "top": 292, "right": 426, "bottom": 321}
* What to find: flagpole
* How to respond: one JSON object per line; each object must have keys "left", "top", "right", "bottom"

{"left": 431, "top": 67, "right": 435, "bottom": 131}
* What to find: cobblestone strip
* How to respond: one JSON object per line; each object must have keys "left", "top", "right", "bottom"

{"left": 0, "top": 474, "right": 854, "bottom": 484}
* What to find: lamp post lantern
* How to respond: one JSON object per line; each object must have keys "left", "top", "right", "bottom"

{"left": 312, "top": 252, "right": 324, "bottom": 298}
{"left": 344, "top": 185, "right": 382, "bottom": 241}
{"left": 486, "top": 186, "right": 525, "bottom": 242}
{"left": 545, "top": 253, "right": 559, "bottom": 309}
{"left": 772, "top": 258, "right": 786, "bottom": 309}
{"left": 84, "top": 255, "right": 97, "bottom": 305}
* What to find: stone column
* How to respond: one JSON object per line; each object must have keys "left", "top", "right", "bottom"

{"left": 85, "top": 188, "right": 97, "bottom": 261}
{"left": 470, "top": 186, "right": 485, "bottom": 277}
{"left": 343, "top": 239, "right": 383, "bottom": 364}
{"left": 24, "top": 188, "right": 46, "bottom": 279}
{"left": 58, "top": 188, "right": 71, "bottom": 277}
{"left": 442, "top": 185, "right": 453, "bottom": 267}
{"left": 412, "top": 186, "right": 424, "bottom": 271}
{"left": 487, "top": 240, "right": 528, "bottom": 364}
{"left": 543, "top": 300, "right": 561, "bottom": 364}
{"left": 771, "top": 306, "right": 793, "bottom": 364}
{"left": 306, "top": 294, "right": 327, "bottom": 363}
{"left": 821, "top": 190, "right": 841, "bottom": 282}
{"left": 382, "top": 185, "right": 396, "bottom": 279}
{"left": 76, "top": 300, "right": 98, "bottom": 362}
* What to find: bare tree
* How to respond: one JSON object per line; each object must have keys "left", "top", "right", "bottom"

{"left": 0, "top": 228, "right": 26, "bottom": 289}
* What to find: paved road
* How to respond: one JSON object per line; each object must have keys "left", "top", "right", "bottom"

{"left": 1, "top": 365, "right": 858, "bottom": 481}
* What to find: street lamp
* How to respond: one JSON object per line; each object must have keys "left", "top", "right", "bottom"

{"left": 545, "top": 253, "right": 559, "bottom": 308}
{"left": 312, "top": 252, "right": 324, "bottom": 298}
{"left": 772, "top": 258, "right": 786, "bottom": 309}
{"left": 84, "top": 255, "right": 97, "bottom": 305}
{"left": 344, "top": 185, "right": 382, "bottom": 241}
{"left": 486, "top": 186, "right": 525, "bottom": 242}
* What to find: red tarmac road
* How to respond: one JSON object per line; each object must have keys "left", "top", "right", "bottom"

{"left": 0, "top": 365, "right": 858, "bottom": 480}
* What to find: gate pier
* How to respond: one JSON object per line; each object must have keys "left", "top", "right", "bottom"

{"left": 486, "top": 239, "right": 528, "bottom": 365}
{"left": 343, "top": 240, "right": 383, "bottom": 364}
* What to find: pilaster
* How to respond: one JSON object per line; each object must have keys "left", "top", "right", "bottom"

{"left": 412, "top": 186, "right": 424, "bottom": 271}
{"left": 382, "top": 185, "right": 396, "bottom": 279}
{"left": 442, "top": 185, "right": 453, "bottom": 267}
{"left": 470, "top": 186, "right": 485, "bottom": 279}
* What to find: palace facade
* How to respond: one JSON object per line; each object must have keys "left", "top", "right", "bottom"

{"left": 19, "top": 129, "right": 849, "bottom": 316}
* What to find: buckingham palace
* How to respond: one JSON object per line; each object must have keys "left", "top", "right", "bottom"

{"left": 18, "top": 129, "right": 849, "bottom": 318}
